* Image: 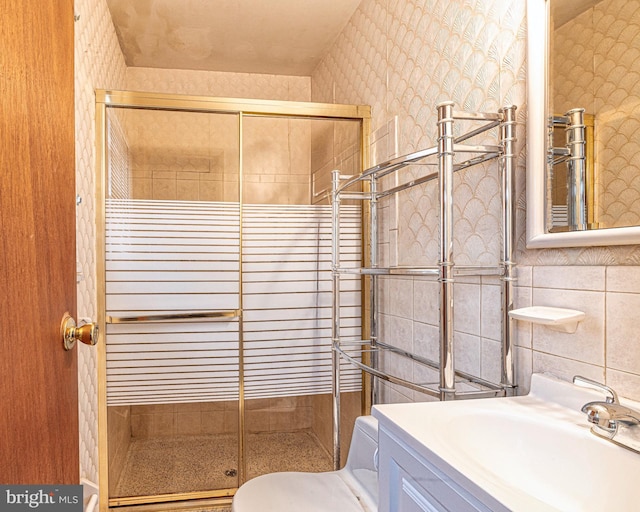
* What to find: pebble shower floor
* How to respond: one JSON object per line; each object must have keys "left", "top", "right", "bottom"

{"left": 115, "top": 431, "right": 332, "bottom": 497}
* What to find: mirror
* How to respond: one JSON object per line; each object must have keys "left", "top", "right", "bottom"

{"left": 526, "top": 0, "right": 640, "bottom": 248}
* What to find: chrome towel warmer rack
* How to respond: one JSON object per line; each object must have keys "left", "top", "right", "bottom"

{"left": 331, "top": 101, "right": 517, "bottom": 468}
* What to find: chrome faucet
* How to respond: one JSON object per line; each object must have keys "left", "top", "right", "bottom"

{"left": 582, "top": 402, "right": 640, "bottom": 433}
{"left": 573, "top": 375, "right": 640, "bottom": 454}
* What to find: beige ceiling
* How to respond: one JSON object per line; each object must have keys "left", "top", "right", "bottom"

{"left": 106, "top": 0, "right": 362, "bottom": 76}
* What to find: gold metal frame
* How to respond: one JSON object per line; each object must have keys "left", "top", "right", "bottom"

{"left": 109, "top": 498, "right": 233, "bottom": 512}
{"left": 96, "top": 89, "right": 370, "bottom": 119}
{"left": 95, "top": 90, "right": 370, "bottom": 511}
{"left": 237, "top": 112, "right": 246, "bottom": 484}
{"left": 108, "top": 489, "right": 235, "bottom": 508}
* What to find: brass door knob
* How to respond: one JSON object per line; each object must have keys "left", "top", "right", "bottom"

{"left": 61, "top": 312, "right": 99, "bottom": 351}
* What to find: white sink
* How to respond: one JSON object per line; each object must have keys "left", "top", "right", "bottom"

{"left": 373, "top": 374, "right": 640, "bottom": 511}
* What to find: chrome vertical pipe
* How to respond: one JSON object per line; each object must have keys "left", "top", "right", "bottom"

{"left": 437, "top": 101, "right": 456, "bottom": 400}
{"left": 369, "top": 174, "right": 379, "bottom": 406}
{"left": 499, "top": 105, "right": 517, "bottom": 395}
{"left": 565, "top": 108, "right": 586, "bottom": 231}
{"left": 331, "top": 169, "right": 341, "bottom": 470}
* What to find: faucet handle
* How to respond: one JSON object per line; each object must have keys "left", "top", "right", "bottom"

{"left": 573, "top": 375, "right": 619, "bottom": 404}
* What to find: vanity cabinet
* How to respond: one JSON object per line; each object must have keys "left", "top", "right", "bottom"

{"left": 376, "top": 419, "right": 508, "bottom": 512}
{"left": 373, "top": 375, "right": 640, "bottom": 512}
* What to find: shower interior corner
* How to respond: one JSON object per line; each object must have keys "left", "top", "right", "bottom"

{"left": 101, "top": 101, "right": 366, "bottom": 502}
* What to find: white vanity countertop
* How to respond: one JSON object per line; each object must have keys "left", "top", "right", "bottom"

{"left": 372, "top": 374, "right": 640, "bottom": 512}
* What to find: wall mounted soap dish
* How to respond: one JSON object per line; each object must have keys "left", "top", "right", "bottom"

{"left": 509, "top": 306, "right": 585, "bottom": 333}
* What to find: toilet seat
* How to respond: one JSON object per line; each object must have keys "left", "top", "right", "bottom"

{"left": 232, "top": 470, "right": 370, "bottom": 512}
{"left": 232, "top": 416, "right": 378, "bottom": 512}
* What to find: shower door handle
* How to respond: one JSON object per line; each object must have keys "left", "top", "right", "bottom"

{"left": 105, "top": 310, "right": 240, "bottom": 324}
{"left": 60, "top": 312, "right": 99, "bottom": 350}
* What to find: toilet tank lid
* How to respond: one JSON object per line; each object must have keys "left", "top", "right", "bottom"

{"left": 354, "top": 415, "right": 378, "bottom": 438}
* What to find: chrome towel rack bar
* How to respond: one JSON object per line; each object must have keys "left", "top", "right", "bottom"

{"left": 335, "top": 265, "right": 504, "bottom": 277}
{"left": 335, "top": 340, "right": 504, "bottom": 399}
{"left": 336, "top": 109, "right": 503, "bottom": 196}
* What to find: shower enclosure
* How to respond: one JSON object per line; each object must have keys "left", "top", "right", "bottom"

{"left": 96, "top": 91, "right": 370, "bottom": 508}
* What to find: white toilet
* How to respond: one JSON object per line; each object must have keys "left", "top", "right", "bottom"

{"left": 232, "top": 415, "right": 379, "bottom": 512}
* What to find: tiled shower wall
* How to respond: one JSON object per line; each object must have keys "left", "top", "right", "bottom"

{"left": 126, "top": 68, "right": 313, "bottom": 204}
{"left": 120, "top": 110, "right": 316, "bottom": 204}
{"left": 311, "top": 120, "right": 363, "bottom": 205}
{"left": 311, "top": 0, "right": 640, "bottom": 402}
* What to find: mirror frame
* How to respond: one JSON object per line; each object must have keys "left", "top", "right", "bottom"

{"left": 526, "top": 0, "right": 640, "bottom": 248}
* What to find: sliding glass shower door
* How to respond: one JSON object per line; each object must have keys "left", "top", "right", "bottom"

{"left": 104, "top": 106, "right": 242, "bottom": 500}
{"left": 241, "top": 116, "right": 363, "bottom": 477}
{"left": 98, "top": 92, "right": 368, "bottom": 508}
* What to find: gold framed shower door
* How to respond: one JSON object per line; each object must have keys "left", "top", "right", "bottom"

{"left": 95, "top": 90, "right": 371, "bottom": 510}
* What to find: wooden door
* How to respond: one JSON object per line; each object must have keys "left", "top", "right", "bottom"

{"left": 0, "top": 0, "right": 78, "bottom": 484}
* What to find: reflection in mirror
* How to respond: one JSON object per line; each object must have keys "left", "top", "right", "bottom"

{"left": 526, "top": 0, "right": 640, "bottom": 248}
{"left": 547, "top": 110, "right": 594, "bottom": 231}
{"left": 549, "top": 0, "right": 640, "bottom": 231}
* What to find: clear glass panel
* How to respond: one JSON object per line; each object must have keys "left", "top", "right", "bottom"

{"left": 104, "top": 106, "right": 241, "bottom": 497}
{"left": 241, "top": 116, "right": 363, "bottom": 476}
